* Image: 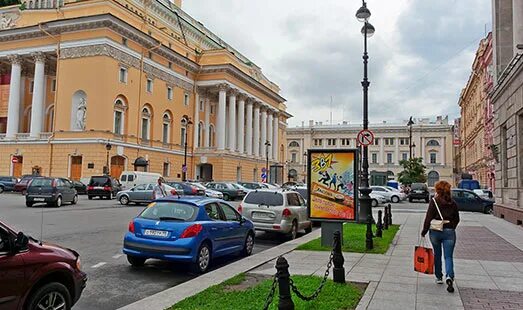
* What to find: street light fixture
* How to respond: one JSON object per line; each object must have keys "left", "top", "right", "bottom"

{"left": 407, "top": 116, "right": 414, "bottom": 160}
{"left": 181, "top": 115, "right": 193, "bottom": 181}
{"left": 265, "top": 140, "right": 271, "bottom": 183}
{"left": 303, "top": 151, "right": 307, "bottom": 182}
{"left": 104, "top": 143, "right": 112, "bottom": 175}
{"left": 356, "top": 0, "right": 375, "bottom": 250}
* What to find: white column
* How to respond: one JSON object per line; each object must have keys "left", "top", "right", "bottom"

{"left": 267, "top": 113, "right": 273, "bottom": 160}
{"left": 441, "top": 137, "right": 446, "bottom": 165}
{"left": 216, "top": 84, "right": 227, "bottom": 150}
{"left": 273, "top": 112, "right": 279, "bottom": 160}
{"left": 379, "top": 138, "right": 384, "bottom": 165}
{"left": 30, "top": 52, "right": 46, "bottom": 138}
{"left": 246, "top": 100, "right": 253, "bottom": 155}
{"left": 260, "top": 108, "right": 267, "bottom": 158}
{"left": 513, "top": 0, "right": 523, "bottom": 54}
{"left": 237, "top": 96, "right": 245, "bottom": 154}
{"left": 204, "top": 98, "right": 210, "bottom": 148}
{"left": 395, "top": 138, "right": 400, "bottom": 165}
{"left": 228, "top": 90, "right": 237, "bottom": 151}
{"left": 193, "top": 90, "right": 200, "bottom": 147}
{"left": 253, "top": 104, "right": 260, "bottom": 157}
{"left": 6, "top": 55, "right": 22, "bottom": 139}
{"left": 421, "top": 137, "right": 425, "bottom": 164}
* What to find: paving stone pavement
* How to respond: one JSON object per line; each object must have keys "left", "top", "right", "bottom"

{"left": 460, "top": 288, "right": 523, "bottom": 310}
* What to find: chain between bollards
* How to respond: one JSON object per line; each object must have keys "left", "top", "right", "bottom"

{"left": 376, "top": 210, "right": 383, "bottom": 238}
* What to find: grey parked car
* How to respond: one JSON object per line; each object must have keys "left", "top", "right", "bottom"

{"left": 205, "top": 182, "right": 246, "bottom": 201}
{"left": 240, "top": 189, "right": 312, "bottom": 239}
{"left": 116, "top": 183, "right": 177, "bottom": 205}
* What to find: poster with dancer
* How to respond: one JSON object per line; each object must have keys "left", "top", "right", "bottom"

{"left": 307, "top": 149, "right": 358, "bottom": 222}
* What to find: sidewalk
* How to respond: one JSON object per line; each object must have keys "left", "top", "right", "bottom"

{"left": 251, "top": 212, "right": 523, "bottom": 309}
{"left": 121, "top": 211, "right": 523, "bottom": 310}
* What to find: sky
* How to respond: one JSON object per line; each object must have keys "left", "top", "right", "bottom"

{"left": 183, "top": 0, "right": 492, "bottom": 127}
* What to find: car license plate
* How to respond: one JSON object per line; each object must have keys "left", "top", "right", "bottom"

{"left": 253, "top": 212, "right": 273, "bottom": 219}
{"left": 143, "top": 229, "right": 168, "bottom": 237}
{"left": 34, "top": 198, "right": 45, "bottom": 202}
{"left": 414, "top": 190, "right": 422, "bottom": 193}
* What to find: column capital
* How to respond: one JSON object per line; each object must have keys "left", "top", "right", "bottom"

{"left": 196, "top": 86, "right": 207, "bottom": 96}
{"left": 31, "top": 52, "right": 46, "bottom": 63}
{"left": 217, "top": 83, "right": 229, "bottom": 92}
{"left": 237, "top": 93, "right": 248, "bottom": 101}
{"left": 7, "top": 54, "right": 22, "bottom": 65}
{"left": 229, "top": 88, "right": 240, "bottom": 97}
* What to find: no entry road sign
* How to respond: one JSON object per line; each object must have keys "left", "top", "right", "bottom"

{"left": 357, "top": 129, "right": 374, "bottom": 146}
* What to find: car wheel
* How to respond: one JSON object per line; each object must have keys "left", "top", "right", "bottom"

{"left": 0, "top": 186, "right": 4, "bottom": 194}
{"left": 127, "top": 255, "right": 146, "bottom": 267}
{"left": 222, "top": 194, "right": 230, "bottom": 201}
{"left": 21, "top": 189, "right": 26, "bottom": 195}
{"left": 288, "top": 220, "right": 298, "bottom": 240}
{"left": 241, "top": 233, "right": 255, "bottom": 257}
{"left": 408, "top": 198, "right": 413, "bottom": 203}
{"left": 425, "top": 198, "right": 429, "bottom": 203}
{"left": 371, "top": 199, "right": 378, "bottom": 207}
{"left": 304, "top": 223, "right": 312, "bottom": 234}
{"left": 119, "top": 195, "right": 129, "bottom": 205}
{"left": 107, "top": 192, "right": 113, "bottom": 200}
{"left": 71, "top": 195, "right": 78, "bottom": 205}
{"left": 55, "top": 196, "right": 62, "bottom": 208}
{"left": 192, "top": 242, "right": 211, "bottom": 274}
{"left": 27, "top": 282, "right": 71, "bottom": 310}
{"left": 484, "top": 206, "right": 493, "bottom": 214}
{"left": 88, "top": 195, "right": 93, "bottom": 200}
{"left": 391, "top": 196, "right": 400, "bottom": 203}
{"left": 26, "top": 202, "right": 33, "bottom": 208}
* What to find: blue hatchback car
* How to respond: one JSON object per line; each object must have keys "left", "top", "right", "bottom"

{"left": 123, "top": 196, "right": 255, "bottom": 273}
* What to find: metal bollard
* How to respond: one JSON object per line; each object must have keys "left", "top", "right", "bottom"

{"left": 383, "top": 207, "right": 389, "bottom": 230}
{"left": 388, "top": 204, "right": 393, "bottom": 226}
{"left": 332, "top": 231, "right": 345, "bottom": 283}
{"left": 276, "top": 256, "right": 294, "bottom": 310}
{"left": 376, "top": 210, "right": 383, "bottom": 238}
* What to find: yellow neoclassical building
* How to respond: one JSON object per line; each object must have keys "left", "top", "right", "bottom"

{"left": 0, "top": 0, "right": 290, "bottom": 182}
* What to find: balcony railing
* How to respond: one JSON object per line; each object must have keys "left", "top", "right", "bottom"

{"left": 21, "top": 0, "right": 63, "bottom": 10}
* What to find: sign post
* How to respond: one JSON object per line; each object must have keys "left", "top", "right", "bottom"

{"left": 307, "top": 149, "right": 359, "bottom": 247}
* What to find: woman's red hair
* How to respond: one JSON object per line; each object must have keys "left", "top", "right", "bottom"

{"left": 435, "top": 180, "right": 452, "bottom": 202}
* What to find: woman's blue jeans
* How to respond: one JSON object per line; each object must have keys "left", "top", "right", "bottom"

{"left": 429, "top": 228, "right": 456, "bottom": 279}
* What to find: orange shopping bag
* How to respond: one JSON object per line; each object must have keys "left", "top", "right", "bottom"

{"left": 414, "top": 238, "right": 434, "bottom": 274}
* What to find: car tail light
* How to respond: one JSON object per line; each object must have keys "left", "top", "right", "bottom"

{"left": 103, "top": 186, "right": 111, "bottom": 191}
{"left": 238, "top": 190, "right": 243, "bottom": 195}
{"left": 238, "top": 203, "right": 243, "bottom": 214}
{"left": 128, "top": 221, "right": 135, "bottom": 233}
{"left": 180, "top": 224, "right": 203, "bottom": 238}
{"left": 282, "top": 208, "right": 291, "bottom": 218}
{"left": 191, "top": 187, "right": 197, "bottom": 194}
{"left": 76, "top": 257, "right": 82, "bottom": 270}
{"left": 87, "top": 186, "right": 94, "bottom": 191}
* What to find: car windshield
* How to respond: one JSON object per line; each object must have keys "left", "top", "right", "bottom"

{"left": 29, "top": 178, "right": 52, "bottom": 187}
{"left": 295, "top": 188, "right": 308, "bottom": 199}
{"left": 230, "top": 183, "right": 241, "bottom": 189}
{"left": 386, "top": 186, "right": 398, "bottom": 191}
{"left": 89, "top": 177, "right": 110, "bottom": 186}
{"left": 411, "top": 183, "right": 426, "bottom": 190}
{"left": 244, "top": 191, "right": 283, "bottom": 206}
{"left": 191, "top": 183, "right": 206, "bottom": 190}
{"left": 139, "top": 202, "right": 198, "bottom": 221}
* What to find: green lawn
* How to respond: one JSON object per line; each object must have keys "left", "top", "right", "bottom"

{"left": 169, "top": 274, "right": 363, "bottom": 310}
{"left": 296, "top": 223, "right": 400, "bottom": 254}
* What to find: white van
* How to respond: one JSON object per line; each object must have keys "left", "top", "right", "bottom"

{"left": 119, "top": 171, "right": 162, "bottom": 190}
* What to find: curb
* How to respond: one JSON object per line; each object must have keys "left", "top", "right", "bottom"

{"left": 118, "top": 229, "right": 322, "bottom": 310}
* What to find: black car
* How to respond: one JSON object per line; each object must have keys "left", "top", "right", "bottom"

{"left": 205, "top": 182, "right": 247, "bottom": 201}
{"left": 237, "top": 182, "right": 264, "bottom": 190}
{"left": 0, "top": 176, "right": 17, "bottom": 193}
{"left": 452, "top": 188, "right": 493, "bottom": 214}
{"left": 409, "top": 183, "right": 430, "bottom": 203}
{"left": 73, "top": 180, "right": 87, "bottom": 195}
{"left": 87, "top": 175, "right": 121, "bottom": 200}
{"left": 26, "top": 177, "right": 78, "bottom": 207}
{"left": 165, "top": 181, "right": 205, "bottom": 196}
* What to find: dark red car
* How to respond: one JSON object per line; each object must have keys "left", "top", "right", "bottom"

{"left": 14, "top": 175, "right": 40, "bottom": 195}
{"left": 0, "top": 221, "right": 87, "bottom": 310}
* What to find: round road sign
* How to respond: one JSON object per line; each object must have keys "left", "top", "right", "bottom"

{"left": 357, "top": 129, "right": 374, "bottom": 146}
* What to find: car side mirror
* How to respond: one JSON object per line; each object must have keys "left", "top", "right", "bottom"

{"left": 240, "top": 217, "right": 246, "bottom": 224}
{"left": 14, "top": 232, "right": 28, "bottom": 252}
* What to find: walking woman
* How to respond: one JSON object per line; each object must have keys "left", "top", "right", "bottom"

{"left": 421, "top": 180, "right": 460, "bottom": 293}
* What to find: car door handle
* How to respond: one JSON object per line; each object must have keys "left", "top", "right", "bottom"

{"left": 211, "top": 227, "right": 218, "bottom": 231}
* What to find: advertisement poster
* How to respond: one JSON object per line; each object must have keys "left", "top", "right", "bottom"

{"left": 307, "top": 149, "right": 358, "bottom": 222}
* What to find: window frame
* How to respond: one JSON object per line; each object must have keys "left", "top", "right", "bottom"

{"left": 119, "top": 67, "right": 128, "bottom": 84}
{"left": 146, "top": 78, "right": 153, "bottom": 93}
{"left": 167, "top": 86, "right": 173, "bottom": 101}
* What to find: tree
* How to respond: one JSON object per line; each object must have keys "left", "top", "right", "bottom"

{"left": 398, "top": 157, "right": 427, "bottom": 185}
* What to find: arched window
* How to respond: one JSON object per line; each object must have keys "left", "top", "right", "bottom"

{"left": 198, "top": 121, "right": 204, "bottom": 147}
{"left": 426, "top": 139, "right": 440, "bottom": 146}
{"left": 71, "top": 90, "right": 87, "bottom": 131}
{"left": 289, "top": 141, "right": 300, "bottom": 148}
{"left": 427, "top": 171, "right": 440, "bottom": 187}
{"left": 114, "top": 99, "right": 126, "bottom": 135}
{"left": 209, "top": 124, "right": 215, "bottom": 147}
{"left": 162, "top": 112, "right": 172, "bottom": 144}
{"left": 141, "top": 106, "right": 152, "bottom": 140}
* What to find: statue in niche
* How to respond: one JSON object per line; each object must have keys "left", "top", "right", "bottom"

{"left": 75, "top": 98, "right": 87, "bottom": 130}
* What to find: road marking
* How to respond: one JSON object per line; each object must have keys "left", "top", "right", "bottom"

{"left": 91, "top": 262, "right": 107, "bottom": 268}
{"left": 112, "top": 254, "right": 123, "bottom": 259}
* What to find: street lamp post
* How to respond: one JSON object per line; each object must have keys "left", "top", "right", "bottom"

{"left": 104, "top": 143, "right": 112, "bottom": 175}
{"left": 265, "top": 140, "right": 271, "bottom": 183}
{"left": 407, "top": 116, "right": 414, "bottom": 160}
{"left": 182, "top": 115, "right": 193, "bottom": 181}
{"left": 303, "top": 151, "right": 307, "bottom": 183}
{"left": 356, "top": 0, "right": 375, "bottom": 250}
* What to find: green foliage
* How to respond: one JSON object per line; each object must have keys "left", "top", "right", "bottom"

{"left": 0, "top": 0, "right": 21, "bottom": 8}
{"left": 397, "top": 157, "right": 427, "bottom": 185}
{"left": 170, "top": 274, "right": 363, "bottom": 310}
{"left": 296, "top": 223, "right": 399, "bottom": 254}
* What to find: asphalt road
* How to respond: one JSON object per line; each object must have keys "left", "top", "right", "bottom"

{"left": 0, "top": 193, "right": 303, "bottom": 310}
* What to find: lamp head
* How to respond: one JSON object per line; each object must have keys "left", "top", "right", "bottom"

{"left": 361, "top": 22, "right": 375, "bottom": 37}
{"left": 356, "top": 3, "right": 371, "bottom": 22}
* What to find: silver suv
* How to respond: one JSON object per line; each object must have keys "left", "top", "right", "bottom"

{"left": 239, "top": 189, "right": 312, "bottom": 239}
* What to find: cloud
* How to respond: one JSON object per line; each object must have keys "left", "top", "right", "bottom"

{"left": 183, "top": 0, "right": 491, "bottom": 127}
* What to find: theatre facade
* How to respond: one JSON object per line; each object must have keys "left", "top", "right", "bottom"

{"left": 0, "top": 0, "right": 290, "bottom": 182}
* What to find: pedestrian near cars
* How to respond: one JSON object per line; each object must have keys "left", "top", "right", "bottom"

{"left": 421, "top": 180, "right": 460, "bottom": 293}
{"left": 153, "top": 177, "right": 167, "bottom": 200}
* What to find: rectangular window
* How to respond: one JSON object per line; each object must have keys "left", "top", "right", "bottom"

{"left": 402, "top": 153, "right": 408, "bottom": 161}
{"left": 327, "top": 138, "right": 336, "bottom": 146}
{"left": 141, "top": 118, "right": 148, "bottom": 140}
{"left": 167, "top": 87, "right": 173, "bottom": 100}
{"left": 341, "top": 138, "right": 350, "bottom": 146}
{"left": 51, "top": 79, "right": 56, "bottom": 92}
{"left": 119, "top": 67, "right": 128, "bottom": 84}
{"left": 122, "top": 37, "right": 128, "bottom": 46}
{"left": 29, "top": 80, "right": 34, "bottom": 93}
{"left": 146, "top": 78, "right": 153, "bottom": 93}
{"left": 313, "top": 139, "right": 323, "bottom": 146}
{"left": 373, "top": 138, "right": 380, "bottom": 145}
{"left": 291, "top": 153, "right": 297, "bottom": 163}
{"left": 184, "top": 93, "right": 189, "bottom": 106}
{"left": 168, "top": 61, "right": 172, "bottom": 69}
{"left": 148, "top": 51, "right": 153, "bottom": 59}
{"left": 199, "top": 100, "right": 204, "bottom": 112}
{"left": 371, "top": 153, "right": 378, "bottom": 164}
{"left": 210, "top": 104, "right": 215, "bottom": 114}
{"left": 114, "top": 111, "right": 122, "bottom": 135}
{"left": 181, "top": 127, "right": 186, "bottom": 146}
{"left": 430, "top": 152, "right": 437, "bottom": 164}
{"left": 386, "top": 153, "right": 393, "bottom": 164}
{"left": 384, "top": 138, "right": 395, "bottom": 146}
{"left": 163, "top": 162, "right": 170, "bottom": 177}
{"left": 162, "top": 123, "right": 169, "bottom": 144}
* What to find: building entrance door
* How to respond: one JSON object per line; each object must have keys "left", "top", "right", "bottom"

{"left": 198, "top": 164, "right": 213, "bottom": 181}
{"left": 111, "top": 156, "right": 125, "bottom": 179}
{"left": 12, "top": 156, "right": 23, "bottom": 178}
{"left": 70, "top": 156, "right": 82, "bottom": 181}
